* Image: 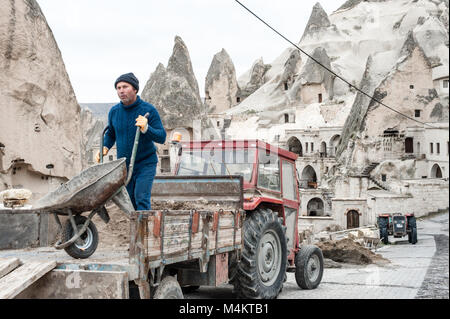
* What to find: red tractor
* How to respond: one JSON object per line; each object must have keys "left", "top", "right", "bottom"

{"left": 172, "top": 139, "right": 324, "bottom": 299}
{"left": 377, "top": 213, "right": 418, "bottom": 245}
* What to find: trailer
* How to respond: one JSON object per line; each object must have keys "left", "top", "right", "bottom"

{"left": 0, "top": 174, "right": 243, "bottom": 299}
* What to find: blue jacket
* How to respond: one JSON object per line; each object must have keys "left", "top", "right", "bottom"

{"left": 103, "top": 96, "right": 166, "bottom": 169}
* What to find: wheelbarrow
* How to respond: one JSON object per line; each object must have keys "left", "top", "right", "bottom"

{"left": 25, "top": 113, "right": 149, "bottom": 259}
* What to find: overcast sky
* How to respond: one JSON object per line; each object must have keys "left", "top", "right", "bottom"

{"left": 37, "top": 0, "right": 340, "bottom": 103}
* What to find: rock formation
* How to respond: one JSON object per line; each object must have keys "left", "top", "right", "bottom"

{"left": 238, "top": 58, "right": 271, "bottom": 101}
{"left": 204, "top": 49, "right": 239, "bottom": 113}
{"left": 141, "top": 36, "right": 205, "bottom": 131}
{"left": 337, "top": 30, "right": 445, "bottom": 167}
{"left": 0, "top": 0, "right": 83, "bottom": 199}
{"left": 300, "top": 2, "right": 332, "bottom": 41}
{"left": 299, "top": 48, "right": 333, "bottom": 90}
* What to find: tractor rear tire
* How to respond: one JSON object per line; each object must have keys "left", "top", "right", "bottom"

{"left": 152, "top": 276, "right": 184, "bottom": 299}
{"left": 411, "top": 227, "right": 418, "bottom": 245}
{"left": 62, "top": 215, "right": 99, "bottom": 259}
{"left": 295, "top": 245, "right": 324, "bottom": 289}
{"left": 380, "top": 227, "right": 389, "bottom": 245}
{"left": 233, "top": 208, "right": 287, "bottom": 299}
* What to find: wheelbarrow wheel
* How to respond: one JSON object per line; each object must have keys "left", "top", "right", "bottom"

{"left": 62, "top": 215, "right": 99, "bottom": 259}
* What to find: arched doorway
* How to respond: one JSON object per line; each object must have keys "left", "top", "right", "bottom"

{"left": 320, "top": 141, "right": 327, "bottom": 157}
{"left": 431, "top": 164, "right": 443, "bottom": 178}
{"left": 287, "top": 136, "right": 303, "bottom": 156}
{"left": 329, "top": 135, "right": 341, "bottom": 157}
{"left": 307, "top": 198, "right": 324, "bottom": 216}
{"left": 301, "top": 165, "right": 317, "bottom": 189}
{"left": 347, "top": 210, "right": 360, "bottom": 229}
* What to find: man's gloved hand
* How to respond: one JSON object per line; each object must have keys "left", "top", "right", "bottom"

{"left": 95, "top": 146, "right": 109, "bottom": 163}
{"left": 135, "top": 115, "right": 148, "bottom": 133}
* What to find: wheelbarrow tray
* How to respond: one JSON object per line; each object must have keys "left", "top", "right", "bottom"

{"left": 31, "top": 158, "right": 127, "bottom": 215}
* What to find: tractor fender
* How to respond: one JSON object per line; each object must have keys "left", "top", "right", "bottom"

{"left": 243, "top": 197, "right": 284, "bottom": 211}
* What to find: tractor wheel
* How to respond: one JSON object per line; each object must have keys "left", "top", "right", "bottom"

{"left": 62, "top": 215, "right": 99, "bottom": 259}
{"left": 407, "top": 217, "right": 417, "bottom": 244}
{"left": 380, "top": 227, "right": 389, "bottom": 245}
{"left": 378, "top": 217, "right": 389, "bottom": 245}
{"left": 411, "top": 227, "right": 418, "bottom": 245}
{"left": 152, "top": 276, "right": 184, "bottom": 299}
{"left": 295, "top": 245, "right": 324, "bottom": 289}
{"left": 233, "top": 208, "right": 287, "bottom": 299}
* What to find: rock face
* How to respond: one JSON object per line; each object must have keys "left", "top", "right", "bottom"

{"left": 141, "top": 36, "right": 204, "bottom": 130}
{"left": 205, "top": 49, "right": 239, "bottom": 113}
{"left": 280, "top": 50, "right": 303, "bottom": 90}
{"left": 0, "top": 0, "right": 83, "bottom": 199}
{"left": 237, "top": 58, "right": 271, "bottom": 101}
{"left": 337, "top": 0, "right": 389, "bottom": 11}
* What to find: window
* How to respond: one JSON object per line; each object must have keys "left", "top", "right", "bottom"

{"left": 311, "top": 143, "right": 314, "bottom": 152}
{"left": 217, "top": 121, "right": 220, "bottom": 127}
{"left": 258, "top": 152, "right": 280, "bottom": 191}
{"left": 284, "top": 114, "right": 289, "bottom": 123}
{"left": 108, "top": 155, "right": 113, "bottom": 161}
{"left": 437, "top": 143, "right": 440, "bottom": 154}
{"left": 282, "top": 161, "right": 297, "bottom": 201}
{"left": 178, "top": 149, "right": 256, "bottom": 182}
{"left": 236, "top": 97, "right": 241, "bottom": 103}
{"left": 430, "top": 143, "right": 434, "bottom": 154}
{"left": 284, "top": 82, "right": 288, "bottom": 91}
{"left": 305, "top": 143, "right": 309, "bottom": 153}
{"left": 415, "top": 110, "right": 421, "bottom": 117}
{"left": 318, "top": 93, "right": 323, "bottom": 103}
{"left": 410, "top": 84, "right": 414, "bottom": 89}
{"left": 405, "top": 137, "right": 414, "bottom": 153}
{"left": 444, "top": 80, "right": 449, "bottom": 88}
{"left": 381, "top": 174, "right": 387, "bottom": 182}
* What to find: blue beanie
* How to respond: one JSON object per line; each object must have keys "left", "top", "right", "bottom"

{"left": 114, "top": 72, "right": 139, "bottom": 92}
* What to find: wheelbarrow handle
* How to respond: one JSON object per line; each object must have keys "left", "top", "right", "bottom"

{"left": 125, "top": 112, "right": 150, "bottom": 186}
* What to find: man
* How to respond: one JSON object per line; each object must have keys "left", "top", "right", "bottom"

{"left": 96, "top": 72, "right": 166, "bottom": 210}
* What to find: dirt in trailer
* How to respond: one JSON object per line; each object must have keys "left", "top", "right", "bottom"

{"left": 95, "top": 200, "right": 238, "bottom": 249}
{"left": 150, "top": 199, "right": 237, "bottom": 212}
{"left": 316, "top": 238, "right": 389, "bottom": 265}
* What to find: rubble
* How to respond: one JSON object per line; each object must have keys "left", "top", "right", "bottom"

{"left": 0, "top": 189, "right": 32, "bottom": 208}
{"left": 316, "top": 238, "right": 388, "bottom": 265}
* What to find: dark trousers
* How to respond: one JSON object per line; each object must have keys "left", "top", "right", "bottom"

{"left": 125, "top": 162, "right": 157, "bottom": 211}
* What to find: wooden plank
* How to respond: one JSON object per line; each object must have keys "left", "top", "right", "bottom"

{"left": 15, "top": 269, "right": 129, "bottom": 299}
{"left": 0, "top": 258, "right": 21, "bottom": 279}
{"left": 0, "top": 261, "right": 56, "bottom": 299}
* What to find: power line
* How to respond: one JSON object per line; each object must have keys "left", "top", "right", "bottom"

{"left": 234, "top": 0, "right": 447, "bottom": 130}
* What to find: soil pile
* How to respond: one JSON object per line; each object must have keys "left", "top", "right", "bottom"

{"left": 316, "top": 238, "right": 388, "bottom": 265}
